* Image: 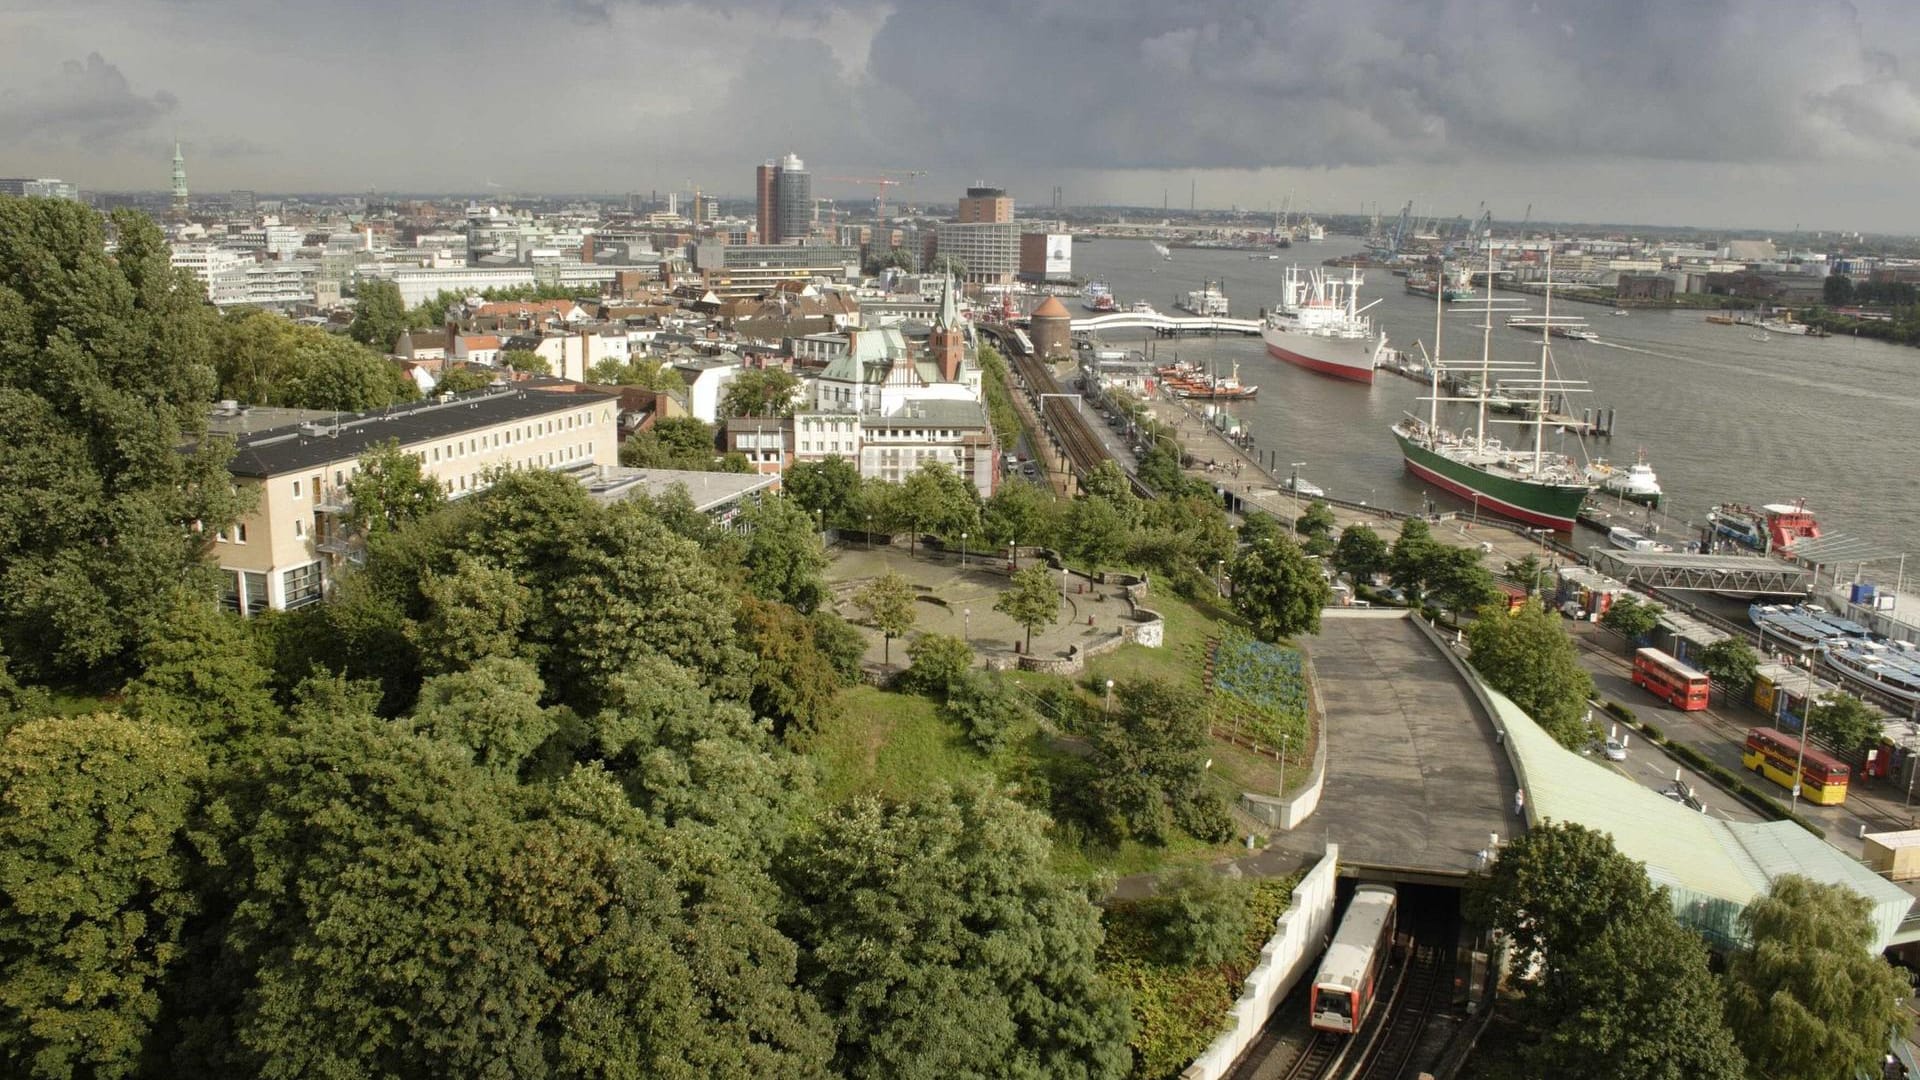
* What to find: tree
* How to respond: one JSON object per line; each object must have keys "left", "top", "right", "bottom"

{"left": 784, "top": 456, "right": 864, "bottom": 531}
{"left": 1805, "top": 691, "right": 1882, "bottom": 755}
{"left": 1231, "top": 534, "right": 1331, "bottom": 641}
{"left": 1724, "top": 875, "right": 1910, "bottom": 1080}
{"left": 1389, "top": 517, "right": 1440, "bottom": 602}
{"left": 1294, "top": 499, "right": 1337, "bottom": 555}
{"left": 807, "top": 610, "right": 868, "bottom": 687}
{"left": 719, "top": 368, "right": 801, "bottom": 419}
{"left": 1146, "top": 868, "right": 1248, "bottom": 967}
{"left": 0, "top": 715, "right": 206, "bottom": 1080}
{"left": 980, "top": 479, "right": 1060, "bottom": 550}
{"left": 735, "top": 597, "right": 844, "bottom": 747}
{"left": 344, "top": 438, "right": 444, "bottom": 538}
{"left": 925, "top": 253, "right": 968, "bottom": 278}
{"left": 1824, "top": 273, "right": 1855, "bottom": 307}
{"left": 1520, "top": 900, "right": 1745, "bottom": 1080}
{"left": 1695, "top": 638, "right": 1760, "bottom": 698}
{"left": 739, "top": 496, "right": 829, "bottom": 611}
{"left": 407, "top": 656, "right": 558, "bottom": 774}
{"left": 900, "top": 633, "right": 974, "bottom": 696}
{"left": 347, "top": 278, "right": 409, "bottom": 351}
{"left": 776, "top": 783, "right": 1132, "bottom": 1080}
{"left": 433, "top": 365, "right": 493, "bottom": 393}
{"left": 1465, "top": 600, "right": 1595, "bottom": 748}
{"left": 853, "top": 571, "right": 917, "bottom": 665}
{"left": 897, "top": 462, "right": 979, "bottom": 554}
{"left": 620, "top": 416, "right": 726, "bottom": 471}
{"left": 1473, "top": 822, "right": 1665, "bottom": 987}
{"left": 943, "top": 671, "right": 1033, "bottom": 755}
{"left": 1087, "top": 678, "right": 1229, "bottom": 844}
{"left": 1078, "top": 461, "right": 1138, "bottom": 520}
{"left": 497, "top": 348, "right": 549, "bottom": 374}
{"left": 0, "top": 201, "right": 252, "bottom": 683}
{"left": 216, "top": 308, "right": 417, "bottom": 411}
{"left": 1060, "top": 495, "right": 1130, "bottom": 570}
{"left": 405, "top": 554, "right": 532, "bottom": 675}
{"left": 0, "top": 650, "right": 51, "bottom": 733}
{"left": 994, "top": 564, "right": 1059, "bottom": 653}
{"left": 121, "top": 589, "right": 280, "bottom": 752}
{"left": 1425, "top": 545, "right": 1502, "bottom": 615}
{"left": 1599, "top": 594, "right": 1664, "bottom": 642}
{"left": 1333, "top": 524, "right": 1389, "bottom": 585}
{"left": 1502, "top": 552, "right": 1552, "bottom": 596}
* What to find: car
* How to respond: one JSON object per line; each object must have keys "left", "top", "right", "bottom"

{"left": 1021, "top": 462, "right": 1037, "bottom": 477}
{"left": 1601, "top": 739, "right": 1627, "bottom": 761}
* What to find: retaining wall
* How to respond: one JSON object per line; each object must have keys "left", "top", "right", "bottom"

{"left": 1178, "top": 845, "right": 1342, "bottom": 1080}
{"left": 1239, "top": 648, "right": 1329, "bottom": 830}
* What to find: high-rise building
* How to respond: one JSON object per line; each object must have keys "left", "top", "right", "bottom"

{"left": 755, "top": 161, "right": 779, "bottom": 244}
{"left": 228, "top": 189, "right": 256, "bottom": 215}
{"left": 775, "top": 152, "right": 811, "bottom": 243}
{"left": 170, "top": 141, "right": 189, "bottom": 219}
{"left": 934, "top": 222, "right": 1020, "bottom": 286}
{"left": 957, "top": 186, "right": 1013, "bottom": 224}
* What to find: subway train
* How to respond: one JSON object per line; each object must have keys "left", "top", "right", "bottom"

{"left": 1308, "top": 884, "right": 1399, "bottom": 1034}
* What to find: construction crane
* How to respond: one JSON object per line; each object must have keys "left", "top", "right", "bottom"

{"left": 824, "top": 170, "right": 927, "bottom": 222}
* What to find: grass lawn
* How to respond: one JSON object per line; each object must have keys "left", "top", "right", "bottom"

{"left": 46, "top": 689, "right": 119, "bottom": 717}
{"left": 813, "top": 686, "right": 992, "bottom": 805}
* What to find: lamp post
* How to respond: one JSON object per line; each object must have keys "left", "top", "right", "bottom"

{"left": 816, "top": 508, "right": 825, "bottom": 546}
{"left": 960, "top": 530, "right": 968, "bottom": 568}
{"left": 1791, "top": 647, "right": 1819, "bottom": 812}
{"left": 865, "top": 513, "right": 873, "bottom": 551}
{"left": 1288, "top": 462, "right": 1306, "bottom": 535}
{"left": 1105, "top": 679, "right": 1116, "bottom": 715}
{"left": 1215, "top": 559, "right": 1226, "bottom": 598}
{"left": 963, "top": 608, "right": 971, "bottom": 645}
{"left": 1279, "top": 733, "right": 1291, "bottom": 798}
{"left": 1009, "top": 541, "right": 1018, "bottom": 571}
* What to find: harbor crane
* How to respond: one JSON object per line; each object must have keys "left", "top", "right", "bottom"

{"left": 824, "top": 169, "right": 928, "bottom": 222}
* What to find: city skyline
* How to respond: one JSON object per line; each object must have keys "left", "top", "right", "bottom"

{"left": 4, "top": 0, "right": 1920, "bottom": 232}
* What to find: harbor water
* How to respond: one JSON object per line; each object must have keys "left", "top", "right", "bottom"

{"left": 1069, "top": 237, "right": 1920, "bottom": 562}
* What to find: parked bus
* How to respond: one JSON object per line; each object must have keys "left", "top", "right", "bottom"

{"left": 1632, "top": 647, "right": 1712, "bottom": 711}
{"left": 1743, "top": 726, "right": 1850, "bottom": 806}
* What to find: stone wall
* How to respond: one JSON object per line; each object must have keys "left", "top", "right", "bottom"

{"left": 1238, "top": 658, "right": 1327, "bottom": 829}
{"left": 1179, "top": 846, "right": 1342, "bottom": 1080}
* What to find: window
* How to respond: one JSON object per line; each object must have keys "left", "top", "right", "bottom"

{"left": 311, "top": 474, "right": 323, "bottom": 501}
{"left": 292, "top": 479, "right": 302, "bottom": 498}
{"left": 334, "top": 470, "right": 344, "bottom": 486}
{"left": 294, "top": 519, "right": 305, "bottom": 538}
{"left": 233, "top": 523, "right": 248, "bottom": 544}
{"left": 242, "top": 571, "right": 269, "bottom": 616}
{"left": 219, "top": 570, "right": 242, "bottom": 613}
{"left": 282, "top": 562, "right": 323, "bottom": 609}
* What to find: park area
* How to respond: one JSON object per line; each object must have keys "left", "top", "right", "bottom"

{"left": 814, "top": 544, "right": 1320, "bottom": 880}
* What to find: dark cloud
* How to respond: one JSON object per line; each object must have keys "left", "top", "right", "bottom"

{"left": 0, "top": 52, "right": 178, "bottom": 151}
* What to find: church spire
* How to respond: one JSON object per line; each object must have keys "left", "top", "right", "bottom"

{"left": 938, "top": 272, "right": 958, "bottom": 328}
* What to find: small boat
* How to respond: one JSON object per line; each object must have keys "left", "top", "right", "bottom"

{"left": 1586, "top": 451, "right": 1662, "bottom": 507}
{"left": 1151, "top": 242, "right": 1173, "bottom": 261}
{"left": 1176, "top": 281, "right": 1231, "bottom": 317}
{"left": 1610, "top": 309, "right": 1629, "bottom": 317}
{"left": 1129, "top": 300, "right": 1157, "bottom": 315}
{"left": 1704, "top": 314, "right": 1737, "bottom": 325}
{"left": 1282, "top": 468, "right": 1325, "bottom": 498}
{"left": 1082, "top": 282, "right": 1117, "bottom": 313}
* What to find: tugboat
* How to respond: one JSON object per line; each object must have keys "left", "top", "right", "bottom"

{"left": 1586, "top": 450, "right": 1663, "bottom": 507}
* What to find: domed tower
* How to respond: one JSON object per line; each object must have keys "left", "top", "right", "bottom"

{"left": 1030, "top": 295, "right": 1072, "bottom": 360}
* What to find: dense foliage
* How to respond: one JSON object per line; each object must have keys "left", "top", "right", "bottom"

{"left": 1229, "top": 532, "right": 1329, "bottom": 641}
{"left": 215, "top": 308, "right": 417, "bottom": 410}
{"left": 1465, "top": 599, "right": 1596, "bottom": 748}
{"left": 0, "top": 197, "right": 252, "bottom": 683}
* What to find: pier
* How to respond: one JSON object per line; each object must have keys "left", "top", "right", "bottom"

{"left": 1071, "top": 311, "right": 1261, "bottom": 336}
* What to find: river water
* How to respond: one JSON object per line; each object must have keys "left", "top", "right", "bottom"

{"left": 1069, "top": 237, "right": 1920, "bottom": 559}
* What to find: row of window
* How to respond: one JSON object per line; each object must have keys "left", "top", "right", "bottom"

{"left": 217, "top": 562, "right": 320, "bottom": 615}
{"left": 443, "top": 443, "right": 594, "bottom": 493}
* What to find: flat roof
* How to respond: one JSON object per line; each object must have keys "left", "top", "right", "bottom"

{"left": 223, "top": 385, "right": 618, "bottom": 477}
{"left": 205, "top": 404, "right": 337, "bottom": 437}
{"left": 578, "top": 465, "right": 777, "bottom": 512}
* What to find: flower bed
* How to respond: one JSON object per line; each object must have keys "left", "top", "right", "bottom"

{"left": 1208, "top": 629, "right": 1310, "bottom": 749}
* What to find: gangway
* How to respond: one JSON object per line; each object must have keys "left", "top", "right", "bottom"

{"left": 1587, "top": 549, "right": 1812, "bottom": 595}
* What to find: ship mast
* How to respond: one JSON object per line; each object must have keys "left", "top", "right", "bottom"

{"left": 1478, "top": 241, "right": 1494, "bottom": 451}
{"left": 1428, "top": 260, "right": 1442, "bottom": 434}
{"left": 1535, "top": 248, "right": 1553, "bottom": 476}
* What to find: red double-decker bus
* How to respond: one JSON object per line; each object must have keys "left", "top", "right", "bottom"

{"left": 1632, "top": 647, "right": 1711, "bottom": 710}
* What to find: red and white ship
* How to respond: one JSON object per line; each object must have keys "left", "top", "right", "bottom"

{"left": 1261, "top": 265, "right": 1390, "bottom": 383}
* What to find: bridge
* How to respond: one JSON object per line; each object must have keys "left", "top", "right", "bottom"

{"left": 1071, "top": 311, "right": 1262, "bottom": 336}
{"left": 1586, "top": 549, "right": 1812, "bottom": 595}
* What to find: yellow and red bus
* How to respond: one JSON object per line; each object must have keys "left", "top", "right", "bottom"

{"left": 1743, "top": 726, "right": 1850, "bottom": 806}
{"left": 1632, "top": 647, "right": 1711, "bottom": 711}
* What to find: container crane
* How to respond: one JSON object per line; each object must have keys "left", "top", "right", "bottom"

{"left": 825, "top": 169, "right": 927, "bottom": 222}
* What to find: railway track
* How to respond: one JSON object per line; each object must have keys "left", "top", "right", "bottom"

{"left": 1008, "top": 350, "right": 1114, "bottom": 481}
{"left": 1351, "top": 933, "right": 1450, "bottom": 1080}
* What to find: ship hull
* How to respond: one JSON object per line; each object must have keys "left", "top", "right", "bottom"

{"left": 1393, "top": 429, "right": 1589, "bottom": 531}
{"left": 1262, "top": 327, "right": 1376, "bottom": 383}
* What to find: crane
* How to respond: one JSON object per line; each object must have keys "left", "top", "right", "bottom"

{"left": 825, "top": 169, "right": 927, "bottom": 222}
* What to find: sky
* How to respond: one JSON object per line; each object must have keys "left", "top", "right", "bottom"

{"left": 4, "top": 0, "right": 1920, "bottom": 233}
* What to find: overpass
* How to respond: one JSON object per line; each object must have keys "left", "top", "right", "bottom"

{"left": 1586, "top": 549, "right": 1812, "bottom": 596}
{"left": 1071, "top": 311, "right": 1262, "bottom": 336}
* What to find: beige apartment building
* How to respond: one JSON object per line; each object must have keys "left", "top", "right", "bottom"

{"left": 213, "top": 385, "right": 620, "bottom": 613}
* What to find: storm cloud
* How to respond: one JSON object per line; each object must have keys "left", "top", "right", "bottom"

{"left": 2, "top": 0, "right": 1917, "bottom": 228}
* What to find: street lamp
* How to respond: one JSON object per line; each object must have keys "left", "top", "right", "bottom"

{"left": 816, "top": 508, "right": 825, "bottom": 546}
{"left": 1215, "top": 559, "right": 1225, "bottom": 597}
{"left": 960, "top": 530, "right": 968, "bottom": 567}
{"left": 865, "top": 513, "right": 873, "bottom": 551}
{"left": 1288, "top": 462, "right": 1306, "bottom": 534}
{"left": 963, "top": 608, "right": 971, "bottom": 645}
{"left": 1009, "top": 541, "right": 1018, "bottom": 571}
{"left": 1791, "top": 646, "right": 1821, "bottom": 812}
{"left": 1279, "top": 733, "right": 1291, "bottom": 798}
{"left": 1105, "top": 679, "right": 1115, "bottom": 715}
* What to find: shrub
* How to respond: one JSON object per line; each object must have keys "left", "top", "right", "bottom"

{"left": 898, "top": 633, "right": 974, "bottom": 696}
{"left": 944, "top": 671, "right": 1033, "bottom": 755}
{"left": 1147, "top": 868, "right": 1248, "bottom": 967}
